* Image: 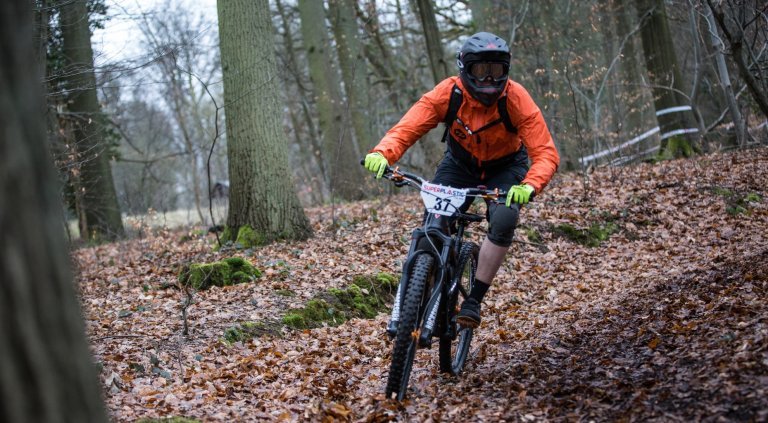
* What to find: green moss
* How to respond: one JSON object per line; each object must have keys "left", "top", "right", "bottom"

{"left": 282, "top": 313, "right": 306, "bottom": 328}
{"left": 234, "top": 225, "right": 266, "bottom": 249}
{"left": 178, "top": 257, "right": 261, "bottom": 290}
{"left": 221, "top": 226, "right": 234, "bottom": 243}
{"left": 222, "top": 321, "right": 282, "bottom": 345}
{"left": 659, "top": 135, "right": 695, "bottom": 159}
{"left": 553, "top": 222, "right": 618, "bottom": 247}
{"left": 522, "top": 226, "right": 543, "bottom": 243}
{"left": 711, "top": 186, "right": 735, "bottom": 197}
{"left": 711, "top": 188, "right": 762, "bottom": 216}
{"left": 275, "top": 289, "right": 296, "bottom": 297}
{"left": 180, "top": 262, "right": 230, "bottom": 290}
{"left": 281, "top": 273, "right": 398, "bottom": 329}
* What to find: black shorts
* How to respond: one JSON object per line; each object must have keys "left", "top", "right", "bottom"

{"left": 427, "top": 149, "right": 529, "bottom": 247}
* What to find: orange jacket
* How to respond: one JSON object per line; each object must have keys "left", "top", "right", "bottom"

{"left": 372, "top": 76, "right": 560, "bottom": 193}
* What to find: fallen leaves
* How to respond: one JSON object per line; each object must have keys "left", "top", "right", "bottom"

{"left": 75, "top": 148, "right": 768, "bottom": 421}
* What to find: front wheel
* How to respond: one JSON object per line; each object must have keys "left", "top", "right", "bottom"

{"left": 439, "top": 242, "right": 478, "bottom": 375}
{"left": 385, "top": 254, "right": 434, "bottom": 400}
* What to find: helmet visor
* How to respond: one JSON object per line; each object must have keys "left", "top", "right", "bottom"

{"left": 468, "top": 62, "right": 508, "bottom": 81}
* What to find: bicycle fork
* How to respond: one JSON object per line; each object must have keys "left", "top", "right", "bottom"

{"left": 388, "top": 229, "right": 456, "bottom": 346}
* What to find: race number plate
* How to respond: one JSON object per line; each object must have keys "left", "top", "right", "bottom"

{"left": 420, "top": 181, "right": 467, "bottom": 216}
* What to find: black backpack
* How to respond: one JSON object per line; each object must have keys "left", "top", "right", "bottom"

{"left": 441, "top": 84, "right": 517, "bottom": 143}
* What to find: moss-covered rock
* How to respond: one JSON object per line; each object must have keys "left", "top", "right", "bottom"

{"left": 282, "top": 272, "right": 398, "bottom": 329}
{"left": 178, "top": 257, "right": 261, "bottom": 290}
{"left": 552, "top": 221, "right": 618, "bottom": 247}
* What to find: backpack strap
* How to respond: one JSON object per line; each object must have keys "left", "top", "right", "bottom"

{"left": 497, "top": 95, "right": 518, "bottom": 134}
{"left": 441, "top": 84, "right": 464, "bottom": 142}
{"left": 442, "top": 84, "right": 518, "bottom": 142}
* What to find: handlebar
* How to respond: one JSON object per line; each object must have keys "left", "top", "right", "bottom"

{"left": 360, "top": 159, "right": 509, "bottom": 202}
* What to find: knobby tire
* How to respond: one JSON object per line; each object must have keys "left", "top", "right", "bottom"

{"left": 385, "top": 254, "right": 434, "bottom": 400}
{"left": 439, "top": 242, "right": 478, "bottom": 375}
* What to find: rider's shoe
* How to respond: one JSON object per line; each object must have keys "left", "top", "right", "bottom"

{"left": 457, "top": 298, "right": 481, "bottom": 328}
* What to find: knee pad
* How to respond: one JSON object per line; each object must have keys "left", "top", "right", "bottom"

{"left": 487, "top": 203, "right": 519, "bottom": 247}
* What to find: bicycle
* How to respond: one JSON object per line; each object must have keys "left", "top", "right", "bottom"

{"left": 368, "top": 164, "right": 507, "bottom": 400}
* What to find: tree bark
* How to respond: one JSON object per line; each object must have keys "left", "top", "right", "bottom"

{"left": 298, "top": 0, "right": 364, "bottom": 201}
{"left": 60, "top": 0, "right": 125, "bottom": 240}
{"left": 414, "top": 0, "right": 450, "bottom": 84}
{"left": 469, "top": 0, "right": 510, "bottom": 38}
{"left": 275, "top": 0, "right": 328, "bottom": 201}
{"left": 704, "top": 3, "right": 746, "bottom": 146}
{"left": 328, "top": 0, "right": 374, "bottom": 152}
{"left": 635, "top": 0, "right": 699, "bottom": 158}
{"left": 615, "top": 0, "right": 659, "bottom": 150}
{"left": 0, "top": 2, "right": 108, "bottom": 421}
{"left": 707, "top": 0, "right": 768, "bottom": 120}
{"left": 217, "top": 0, "right": 312, "bottom": 243}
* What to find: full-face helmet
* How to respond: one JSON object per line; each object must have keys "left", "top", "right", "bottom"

{"left": 457, "top": 32, "right": 511, "bottom": 106}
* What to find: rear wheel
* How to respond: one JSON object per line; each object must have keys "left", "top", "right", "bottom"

{"left": 439, "top": 242, "right": 478, "bottom": 375}
{"left": 385, "top": 254, "right": 434, "bottom": 400}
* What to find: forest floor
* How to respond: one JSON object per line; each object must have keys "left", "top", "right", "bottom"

{"left": 77, "top": 147, "right": 768, "bottom": 422}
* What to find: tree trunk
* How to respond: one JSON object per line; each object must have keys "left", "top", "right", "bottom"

{"left": 298, "top": 0, "right": 364, "bottom": 201}
{"left": 635, "top": 0, "right": 699, "bottom": 158}
{"left": 217, "top": 0, "right": 312, "bottom": 244}
{"left": 414, "top": 0, "right": 450, "bottom": 84}
{"left": 469, "top": 0, "right": 510, "bottom": 38}
{"left": 706, "top": 0, "right": 768, "bottom": 121}
{"left": 328, "top": 0, "right": 373, "bottom": 153}
{"left": 0, "top": 2, "right": 108, "bottom": 421}
{"left": 60, "top": 0, "right": 124, "bottom": 240}
{"left": 704, "top": 3, "right": 746, "bottom": 146}
{"left": 275, "top": 0, "right": 328, "bottom": 201}
{"left": 615, "top": 0, "right": 659, "bottom": 156}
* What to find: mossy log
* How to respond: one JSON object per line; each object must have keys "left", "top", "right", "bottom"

{"left": 282, "top": 273, "right": 398, "bottom": 329}
{"left": 178, "top": 257, "right": 261, "bottom": 290}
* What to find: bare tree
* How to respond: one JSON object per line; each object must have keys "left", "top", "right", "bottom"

{"left": 706, "top": 0, "right": 768, "bottom": 120}
{"left": 298, "top": 0, "right": 365, "bottom": 200}
{"left": 138, "top": 3, "right": 223, "bottom": 225}
{"left": 60, "top": 0, "right": 125, "bottom": 240}
{"left": 329, "top": 0, "right": 375, "bottom": 157}
{"left": 414, "top": 0, "right": 450, "bottom": 83}
{"left": 636, "top": 0, "right": 701, "bottom": 158}
{"left": 703, "top": 2, "right": 747, "bottom": 145}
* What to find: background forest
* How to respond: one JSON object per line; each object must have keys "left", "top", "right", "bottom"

{"left": 36, "top": 0, "right": 768, "bottom": 241}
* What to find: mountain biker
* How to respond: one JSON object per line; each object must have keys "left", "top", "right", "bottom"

{"left": 364, "top": 31, "right": 560, "bottom": 328}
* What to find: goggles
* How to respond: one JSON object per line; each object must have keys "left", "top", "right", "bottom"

{"left": 468, "top": 62, "right": 508, "bottom": 81}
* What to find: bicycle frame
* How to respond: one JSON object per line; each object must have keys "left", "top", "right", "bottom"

{"left": 388, "top": 209, "right": 484, "bottom": 346}
{"left": 365, "top": 162, "right": 510, "bottom": 398}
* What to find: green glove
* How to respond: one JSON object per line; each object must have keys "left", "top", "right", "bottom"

{"left": 506, "top": 184, "right": 535, "bottom": 206}
{"left": 364, "top": 152, "right": 389, "bottom": 179}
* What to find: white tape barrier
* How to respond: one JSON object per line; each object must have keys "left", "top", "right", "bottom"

{"left": 660, "top": 127, "right": 699, "bottom": 140}
{"left": 655, "top": 105, "right": 692, "bottom": 116}
{"left": 579, "top": 105, "right": 699, "bottom": 165}
{"left": 578, "top": 127, "right": 659, "bottom": 164}
{"left": 609, "top": 145, "right": 660, "bottom": 166}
